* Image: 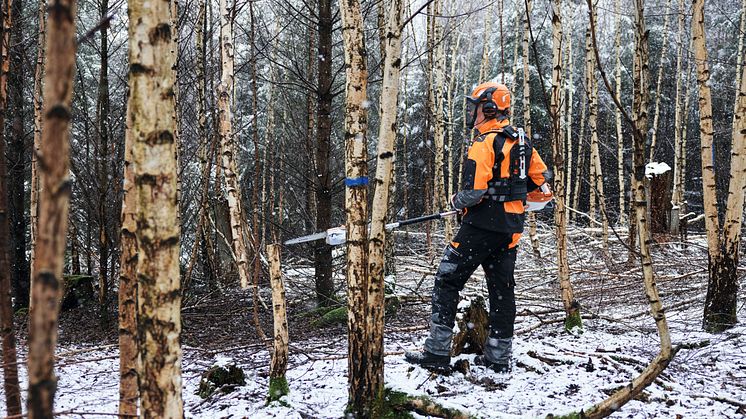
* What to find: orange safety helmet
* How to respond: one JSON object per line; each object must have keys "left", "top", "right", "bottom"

{"left": 466, "top": 82, "right": 511, "bottom": 129}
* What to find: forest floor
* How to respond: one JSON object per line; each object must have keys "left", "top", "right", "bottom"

{"left": 2, "top": 221, "right": 746, "bottom": 418}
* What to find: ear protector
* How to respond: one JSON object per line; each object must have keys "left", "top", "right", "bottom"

{"left": 466, "top": 87, "right": 499, "bottom": 129}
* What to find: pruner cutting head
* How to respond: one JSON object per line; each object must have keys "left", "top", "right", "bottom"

{"left": 525, "top": 183, "right": 554, "bottom": 212}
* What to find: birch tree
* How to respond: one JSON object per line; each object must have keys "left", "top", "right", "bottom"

{"left": 128, "top": 0, "right": 183, "bottom": 415}
{"left": 693, "top": 0, "right": 746, "bottom": 331}
{"left": 550, "top": 0, "right": 581, "bottom": 330}
{"left": 27, "top": 0, "right": 77, "bottom": 416}
{"left": 217, "top": 0, "right": 251, "bottom": 292}
{"left": 118, "top": 96, "right": 139, "bottom": 415}
{"left": 670, "top": 0, "right": 688, "bottom": 234}
{"left": 30, "top": 0, "right": 46, "bottom": 278}
{"left": 614, "top": 0, "right": 626, "bottom": 224}
{"left": 585, "top": 11, "right": 609, "bottom": 246}
{"left": 578, "top": 0, "right": 675, "bottom": 414}
{"left": 339, "top": 0, "right": 372, "bottom": 413}
{"left": 367, "top": 0, "right": 404, "bottom": 411}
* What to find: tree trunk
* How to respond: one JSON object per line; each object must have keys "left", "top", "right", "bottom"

{"left": 564, "top": 14, "right": 574, "bottom": 222}
{"left": 523, "top": 0, "right": 540, "bottom": 257}
{"left": 582, "top": 0, "right": 674, "bottom": 414}
{"left": 183, "top": 0, "right": 210, "bottom": 291}
{"left": 315, "top": 0, "right": 334, "bottom": 307}
{"left": 96, "top": 0, "right": 111, "bottom": 323}
{"left": 26, "top": 0, "right": 77, "bottom": 416}
{"left": 703, "top": 19, "right": 746, "bottom": 332}
{"left": 586, "top": 19, "right": 609, "bottom": 247}
{"left": 432, "top": 0, "right": 448, "bottom": 236}
{"left": 339, "top": 0, "right": 372, "bottom": 413}
{"left": 649, "top": 0, "right": 673, "bottom": 161}
{"left": 267, "top": 244, "right": 289, "bottom": 400}
{"left": 30, "top": 0, "right": 46, "bottom": 284}
{"left": 0, "top": 4, "right": 21, "bottom": 409}
{"left": 614, "top": 0, "right": 626, "bottom": 225}
{"left": 571, "top": 92, "right": 587, "bottom": 217}
{"left": 733, "top": 0, "right": 746, "bottom": 137}
{"left": 218, "top": 0, "right": 251, "bottom": 291}
{"left": 8, "top": 0, "right": 27, "bottom": 310}
{"left": 128, "top": 0, "right": 183, "bottom": 415}
{"left": 118, "top": 98, "right": 139, "bottom": 417}
{"left": 550, "top": 0, "right": 580, "bottom": 330}
{"left": 247, "top": 0, "right": 265, "bottom": 348}
{"left": 367, "top": 0, "right": 404, "bottom": 412}
{"left": 670, "top": 0, "right": 687, "bottom": 235}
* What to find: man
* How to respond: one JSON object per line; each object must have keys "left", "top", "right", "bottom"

{"left": 405, "top": 82, "right": 551, "bottom": 373}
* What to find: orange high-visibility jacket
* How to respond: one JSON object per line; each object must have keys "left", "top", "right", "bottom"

{"left": 453, "top": 118, "right": 549, "bottom": 247}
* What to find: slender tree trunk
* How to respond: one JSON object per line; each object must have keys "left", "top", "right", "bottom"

{"left": 523, "top": 0, "right": 540, "bottom": 256}
{"left": 315, "top": 0, "right": 334, "bottom": 307}
{"left": 564, "top": 14, "right": 574, "bottom": 222}
{"left": 27, "top": 0, "right": 77, "bottom": 416}
{"left": 432, "top": 0, "right": 448, "bottom": 233}
{"left": 247, "top": 0, "right": 265, "bottom": 345}
{"left": 218, "top": 0, "right": 251, "bottom": 291}
{"left": 8, "top": 0, "right": 27, "bottom": 310}
{"left": 733, "top": 0, "right": 746, "bottom": 136}
{"left": 367, "top": 0, "right": 404, "bottom": 412}
{"left": 614, "top": 0, "right": 626, "bottom": 225}
{"left": 183, "top": 0, "right": 209, "bottom": 290}
{"left": 445, "top": 25, "right": 462, "bottom": 240}
{"left": 339, "top": 0, "right": 372, "bottom": 413}
{"left": 550, "top": 0, "right": 580, "bottom": 329}
{"left": 118, "top": 98, "right": 139, "bottom": 417}
{"left": 0, "top": 4, "right": 21, "bottom": 408}
{"left": 30, "top": 0, "right": 46, "bottom": 282}
{"left": 584, "top": 2, "right": 674, "bottom": 414}
{"left": 128, "top": 0, "right": 183, "bottom": 415}
{"left": 586, "top": 15, "right": 609, "bottom": 247}
{"left": 692, "top": 0, "right": 719, "bottom": 259}
{"left": 267, "top": 244, "right": 289, "bottom": 400}
{"left": 96, "top": 0, "right": 111, "bottom": 323}
{"left": 70, "top": 222, "right": 81, "bottom": 275}
{"left": 649, "top": 0, "right": 673, "bottom": 161}
{"left": 670, "top": 0, "right": 687, "bottom": 234}
{"left": 571, "top": 93, "right": 587, "bottom": 216}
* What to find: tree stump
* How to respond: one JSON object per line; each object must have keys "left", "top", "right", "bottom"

{"left": 452, "top": 296, "right": 489, "bottom": 356}
{"left": 647, "top": 163, "right": 672, "bottom": 234}
{"left": 197, "top": 362, "right": 246, "bottom": 399}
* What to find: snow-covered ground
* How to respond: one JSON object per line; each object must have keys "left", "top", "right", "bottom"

{"left": 2, "top": 225, "right": 745, "bottom": 418}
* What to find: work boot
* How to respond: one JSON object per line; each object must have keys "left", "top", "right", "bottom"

{"left": 404, "top": 350, "right": 451, "bottom": 372}
{"left": 474, "top": 355, "right": 511, "bottom": 373}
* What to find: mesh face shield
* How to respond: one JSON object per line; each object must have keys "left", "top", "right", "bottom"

{"left": 466, "top": 96, "right": 480, "bottom": 130}
{"left": 465, "top": 87, "right": 498, "bottom": 130}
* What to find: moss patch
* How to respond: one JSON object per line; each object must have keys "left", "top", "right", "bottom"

{"left": 311, "top": 306, "right": 347, "bottom": 328}
{"left": 267, "top": 376, "right": 289, "bottom": 403}
{"left": 373, "top": 388, "right": 472, "bottom": 419}
{"left": 197, "top": 364, "right": 246, "bottom": 399}
{"left": 546, "top": 412, "right": 584, "bottom": 419}
{"left": 564, "top": 310, "right": 583, "bottom": 334}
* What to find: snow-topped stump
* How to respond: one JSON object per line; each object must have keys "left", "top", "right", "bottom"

{"left": 645, "top": 162, "right": 673, "bottom": 233}
{"left": 196, "top": 358, "right": 246, "bottom": 399}
{"left": 452, "top": 296, "right": 489, "bottom": 356}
